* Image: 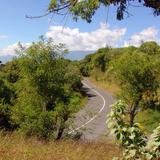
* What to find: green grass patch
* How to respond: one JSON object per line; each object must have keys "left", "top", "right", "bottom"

{"left": 136, "top": 109, "right": 160, "bottom": 134}
{"left": 79, "top": 95, "right": 88, "bottom": 109}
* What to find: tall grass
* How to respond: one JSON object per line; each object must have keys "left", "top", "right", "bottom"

{"left": 89, "top": 68, "right": 120, "bottom": 95}
{"left": 0, "top": 133, "right": 121, "bottom": 160}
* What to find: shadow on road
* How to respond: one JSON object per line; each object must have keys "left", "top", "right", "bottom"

{"left": 81, "top": 86, "right": 96, "bottom": 98}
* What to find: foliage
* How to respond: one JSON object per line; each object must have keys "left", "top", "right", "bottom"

{"left": 1, "top": 59, "right": 20, "bottom": 83}
{"left": 0, "top": 78, "right": 15, "bottom": 130}
{"left": 80, "top": 47, "right": 133, "bottom": 77}
{"left": 107, "top": 101, "right": 147, "bottom": 160}
{"left": 80, "top": 53, "right": 95, "bottom": 76}
{"left": 80, "top": 43, "right": 160, "bottom": 128}
{"left": 0, "top": 38, "right": 84, "bottom": 140}
{"left": 108, "top": 51, "right": 160, "bottom": 126}
{"left": 81, "top": 42, "right": 160, "bottom": 159}
{"left": 107, "top": 101, "right": 160, "bottom": 160}
{"left": 80, "top": 47, "right": 113, "bottom": 76}
{"left": 135, "top": 109, "right": 160, "bottom": 134}
{"left": 145, "top": 125, "right": 160, "bottom": 159}
{"left": 93, "top": 48, "right": 110, "bottom": 72}
{"left": 139, "top": 41, "right": 160, "bottom": 55}
{"left": 44, "top": 0, "right": 160, "bottom": 22}
{"left": 81, "top": 43, "right": 160, "bottom": 127}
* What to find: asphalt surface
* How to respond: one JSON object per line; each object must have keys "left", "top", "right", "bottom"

{"left": 70, "top": 78, "right": 116, "bottom": 141}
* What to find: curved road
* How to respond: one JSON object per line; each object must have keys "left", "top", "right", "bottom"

{"left": 69, "top": 78, "right": 116, "bottom": 140}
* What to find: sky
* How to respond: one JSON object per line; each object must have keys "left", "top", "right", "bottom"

{"left": 0, "top": 0, "right": 160, "bottom": 56}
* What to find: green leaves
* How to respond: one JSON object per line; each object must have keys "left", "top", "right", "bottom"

{"left": 47, "top": 0, "right": 160, "bottom": 22}
{"left": 145, "top": 125, "right": 160, "bottom": 159}
{"left": 109, "top": 51, "right": 160, "bottom": 120}
{"left": 48, "top": 0, "right": 57, "bottom": 11}
{"left": 13, "top": 39, "right": 83, "bottom": 139}
{"left": 0, "top": 38, "right": 83, "bottom": 140}
{"left": 107, "top": 101, "right": 160, "bottom": 159}
{"left": 71, "top": 0, "right": 100, "bottom": 23}
{"left": 107, "top": 101, "right": 147, "bottom": 159}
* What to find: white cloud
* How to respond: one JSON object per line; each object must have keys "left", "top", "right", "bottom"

{"left": 0, "top": 35, "right": 8, "bottom": 39}
{"left": 46, "top": 23, "right": 126, "bottom": 51}
{"left": 0, "top": 43, "right": 30, "bottom": 56}
{"left": 124, "top": 27, "right": 159, "bottom": 47}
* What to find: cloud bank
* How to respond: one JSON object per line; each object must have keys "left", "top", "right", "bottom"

{"left": 124, "top": 27, "right": 159, "bottom": 47}
{"left": 0, "top": 24, "right": 159, "bottom": 57}
{"left": 46, "top": 23, "right": 126, "bottom": 51}
{"left": 0, "top": 43, "right": 30, "bottom": 56}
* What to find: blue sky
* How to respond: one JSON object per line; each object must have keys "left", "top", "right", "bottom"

{"left": 0, "top": 0, "right": 160, "bottom": 56}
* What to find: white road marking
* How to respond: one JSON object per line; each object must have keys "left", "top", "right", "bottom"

{"left": 68, "top": 81, "right": 106, "bottom": 134}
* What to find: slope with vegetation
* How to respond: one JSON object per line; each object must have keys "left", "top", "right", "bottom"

{"left": 80, "top": 41, "right": 160, "bottom": 159}
{"left": 80, "top": 41, "right": 160, "bottom": 133}
{"left": 0, "top": 37, "right": 86, "bottom": 140}
{"left": 1, "top": 40, "right": 160, "bottom": 159}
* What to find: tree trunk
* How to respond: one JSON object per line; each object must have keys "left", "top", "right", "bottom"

{"left": 56, "top": 113, "right": 69, "bottom": 140}
{"left": 129, "top": 95, "right": 142, "bottom": 127}
{"left": 56, "top": 126, "right": 64, "bottom": 140}
{"left": 130, "top": 109, "right": 136, "bottom": 127}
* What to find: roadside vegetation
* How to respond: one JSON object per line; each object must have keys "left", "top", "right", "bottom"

{"left": 0, "top": 37, "right": 86, "bottom": 140}
{"left": 0, "top": 133, "right": 121, "bottom": 160}
{"left": 1, "top": 40, "right": 160, "bottom": 159}
{"left": 80, "top": 41, "right": 160, "bottom": 159}
{"left": 80, "top": 41, "right": 160, "bottom": 133}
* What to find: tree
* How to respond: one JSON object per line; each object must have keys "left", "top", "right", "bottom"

{"left": 0, "top": 59, "right": 21, "bottom": 131}
{"left": 107, "top": 101, "right": 160, "bottom": 160}
{"left": 2, "top": 60, "right": 20, "bottom": 83}
{"left": 107, "top": 101, "right": 147, "bottom": 160}
{"left": 11, "top": 38, "right": 83, "bottom": 139}
{"left": 28, "top": 0, "right": 160, "bottom": 21}
{"left": 109, "top": 52, "right": 159, "bottom": 126}
{"left": 0, "top": 79, "right": 15, "bottom": 130}
{"left": 139, "top": 41, "right": 160, "bottom": 55}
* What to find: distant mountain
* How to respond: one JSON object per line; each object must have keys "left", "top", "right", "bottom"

{"left": 0, "top": 55, "right": 14, "bottom": 64}
{"left": 0, "top": 51, "right": 95, "bottom": 64}
{"left": 65, "top": 50, "right": 95, "bottom": 60}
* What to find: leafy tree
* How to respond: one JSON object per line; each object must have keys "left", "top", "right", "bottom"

{"left": 80, "top": 53, "right": 95, "bottom": 76}
{"left": 109, "top": 52, "right": 160, "bottom": 126}
{"left": 93, "top": 48, "right": 111, "bottom": 72}
{"left": 107, "top": 101, "right": 147, "bottom": 160}
{"left": 107, "top": 101, "right": 160, "bottom": 160}
{"left": 28, "top": 0, "right": 160, "bottom": 21}
{"left": 80, "top": 46, "right": 137, "bottom": 76}
{"left": 139, "top": 41, "right": 160, "bottom": 55}
{"left": 0, "top": 79, "right": 15, "bottom": 130}
{"left": 2, "top": 60, "right": 20, "bottom": 83}
{"left": 145, "top": 125, "right": 160, "bottom": 159}
{"left": 11, "top": 38, "right": 83, "bottom": 139}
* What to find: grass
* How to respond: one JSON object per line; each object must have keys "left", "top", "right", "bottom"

{"left": 136, "top": 109, "right": 160, "bottom": 134}
{"left": 89, "top": 77, "right": 119, "bottom": 95}
{"left": 0, "top": 134, "right": 121, "bottom": 160}
{"left": 79, "top": 95, "right": 88, "bottom": 109}
{"left": 88, "top": 68, "right": 120, "bottom": 95}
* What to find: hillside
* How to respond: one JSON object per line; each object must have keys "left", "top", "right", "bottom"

{"left": 80, "top": 41, "right": 160, "bottom": 134}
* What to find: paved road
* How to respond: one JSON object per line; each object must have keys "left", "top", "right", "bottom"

{"left": 69, "top": 78, "right": 116, "bottom": 141}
